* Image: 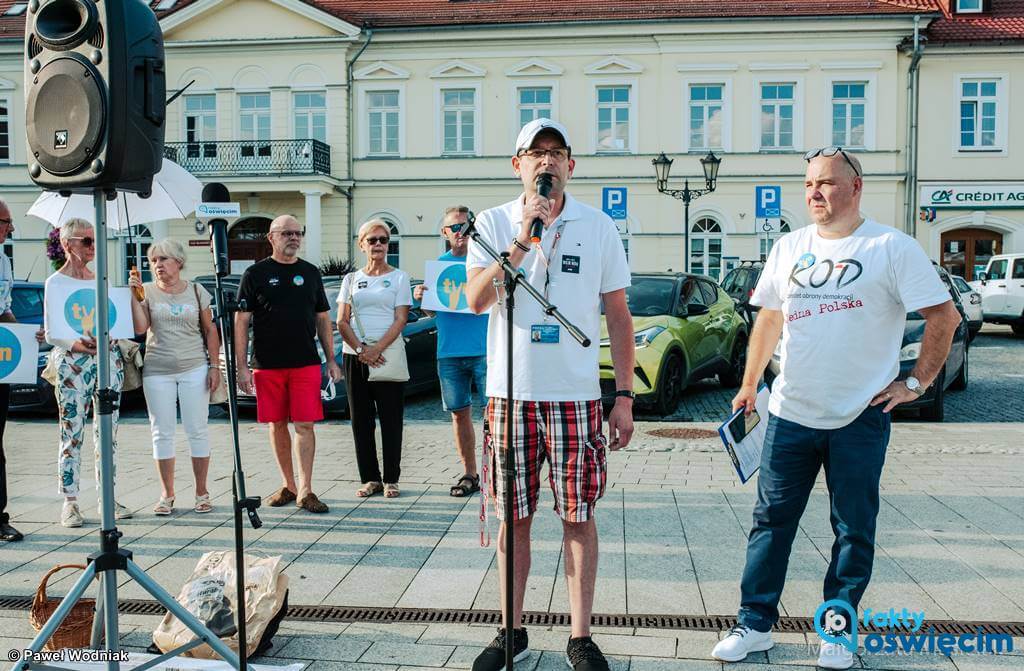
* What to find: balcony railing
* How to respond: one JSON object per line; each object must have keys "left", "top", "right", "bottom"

{"left": 163, "top": 139, "right": 331, "bottom": 177}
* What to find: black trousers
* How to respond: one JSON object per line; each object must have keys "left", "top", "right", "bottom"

{"left": 0, "top": 384, "right": 9, "bottom": 525}
{"left": 343, "top": 354, "right": 405, "bottom": 484}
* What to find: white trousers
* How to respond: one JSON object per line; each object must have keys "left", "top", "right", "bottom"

{"left": 142, "top": 364, "right": 211, "bottom": 460}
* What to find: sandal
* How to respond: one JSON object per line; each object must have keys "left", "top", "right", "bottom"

{"left": 356, "top": 481, "right": 383, "bottom": 498}
{"left": 450, "top": 474, "right": 480, "bottom": 498}
{"left": 194, "top": 494, "right": 213, "bottom": 514}
{"left": 384, "top": 483, "right": 400, "bottom": 498}
{"left": 153, "top": 497, "right": 174, "bottom": 516}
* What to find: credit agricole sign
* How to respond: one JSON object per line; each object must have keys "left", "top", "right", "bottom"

{"left": 920, "top": 184, "right": 1024, "bottom": 209}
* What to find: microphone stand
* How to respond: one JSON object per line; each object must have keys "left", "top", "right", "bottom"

{"left": 209, "top": 218, "right": 263, "bottom": 671}
{"left": 462, "top": 212, "right": 589, "bottom": 671}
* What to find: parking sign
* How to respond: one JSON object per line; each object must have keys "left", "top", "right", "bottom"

{"left": 602, "top": 187, "right": 627, "bottom": 220}
{"left": 755, "top": 185, "right": 782, "bottom": 233}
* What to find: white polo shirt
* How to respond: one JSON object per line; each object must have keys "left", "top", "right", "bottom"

{"left": 467, "top": 193, "right": 631, "bottom": 401}
{"left": 751, "top": 219, "right": 951, "bottom": 429}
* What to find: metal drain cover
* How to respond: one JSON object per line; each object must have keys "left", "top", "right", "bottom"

{"left": 647, "top": 428, "right": 719, "bottom": 440}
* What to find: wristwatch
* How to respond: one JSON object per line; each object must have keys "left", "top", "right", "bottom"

{"left": 614, "top": 390, "right": 636, "bottom": 400}
{"left": 355, "top": 343, "right": 365, "bottom": 355}
{"left": 904, "top": 376, "right": 925, "bottom": 396}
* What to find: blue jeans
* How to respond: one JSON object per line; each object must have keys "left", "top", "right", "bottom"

{"left": 737, "top": 404, "right": 891, "bottom": 632}
{"left": 438, "top": 355, "right": 487, "bottom": 412}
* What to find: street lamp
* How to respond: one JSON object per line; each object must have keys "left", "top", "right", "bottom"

{"left": 653, "top": 150, "right": 721, "bottom": 273}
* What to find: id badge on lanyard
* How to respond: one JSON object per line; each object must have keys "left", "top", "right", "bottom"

{"left": 531, "top": 221, "right": 566, "bottom": 342}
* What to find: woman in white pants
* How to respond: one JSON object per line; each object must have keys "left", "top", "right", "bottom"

{"left": 130, "top": 238, "right": 221, "bottom": 515}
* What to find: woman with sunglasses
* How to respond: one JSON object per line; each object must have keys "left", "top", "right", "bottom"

{"left": 336, "top": 219, "right": 411, "bottom": 498}
{"left": 43, "top": 218, "right": 147, "bottom": 528}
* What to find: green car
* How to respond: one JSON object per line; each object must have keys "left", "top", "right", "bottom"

{"left": 599, "top": 273, "right": 749, "bottom": 415}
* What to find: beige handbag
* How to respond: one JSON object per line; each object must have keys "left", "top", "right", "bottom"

{"left": 116, "top": 339, "right": 143, "bottom": 392}
{"left": 347, "top": 276, "right": 409, "bottom": 383}
{"left": 193, "top": 282, "right": 228, "bottom": 404}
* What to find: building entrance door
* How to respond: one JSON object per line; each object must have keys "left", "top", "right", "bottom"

{"left": 941, "top": 228, "right": 1002, "bottom": 281}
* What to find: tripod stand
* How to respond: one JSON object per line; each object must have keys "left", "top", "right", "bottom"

{"left": 463, "top": 212, "right": 589, "bottom": 671}
{"left": 14, "top": 191, "right": 254, "bottom": 671}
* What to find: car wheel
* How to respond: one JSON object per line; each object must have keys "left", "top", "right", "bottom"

{"left": 654, "top": 352, "right": 685, "bottom": 416}
{"left": 919, "top": 369, "right": 945, "bottom": 421}
{"left": 1013, "top": 324, "right": 1024, "bottom": 338}
{"left": 719, "top": 337, "right": 747, "bottom": 388}
{"left": 950, "top": 347, "right": 968, "bottom": 391}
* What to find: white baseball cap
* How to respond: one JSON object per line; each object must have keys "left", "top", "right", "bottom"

{"left": 515, "top": 118, "right": 571, "bottom": 154}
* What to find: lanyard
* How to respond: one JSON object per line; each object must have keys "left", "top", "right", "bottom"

{"left": 536, "top": 220, "right": 567, "bottom": 306}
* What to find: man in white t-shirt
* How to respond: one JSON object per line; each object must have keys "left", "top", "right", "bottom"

{"left": 710, "top": 149, "right": 962, "bottom": 669}
{"left": 465, "top": 118, "right": 635, "bottom": 671}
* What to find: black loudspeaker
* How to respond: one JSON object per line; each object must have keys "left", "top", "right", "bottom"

{"left": 24, "top": 0, "right": 166, "bottom": 194}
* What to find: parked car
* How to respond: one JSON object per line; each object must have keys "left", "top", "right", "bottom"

{"left": 197, "top": 274, "right": 439, "bottom": 417}
{"left": 598, "top": 272, "right": 748, "bottom": 415}
{"left": 765, "top": 263, "right": 969, "bottom": 421}
{"left": 951, "top": 275, "right": 982, "bottom": 340}
{"left": 975, "top": 253, "right": 1024, "bottom": 336}
{"left": 7, "top": 281, "right": 54, "bottom": 413}
{"left": 719, "top": 260, "right": 763, "bottom": 326}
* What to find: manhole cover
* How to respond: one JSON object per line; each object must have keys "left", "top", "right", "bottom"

{"left": 647, "top": 428, "right": 719, "bottom": 440}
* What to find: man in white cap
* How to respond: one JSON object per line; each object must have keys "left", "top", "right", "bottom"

{"left": 465, "top": 118, "right": 636, "bottom": 671}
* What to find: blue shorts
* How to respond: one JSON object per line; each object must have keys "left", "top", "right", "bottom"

{"left": 438, "top": 355, "right": 487, "bottom": 412}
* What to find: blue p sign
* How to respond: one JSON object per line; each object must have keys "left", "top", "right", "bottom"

{"left": 602, "top": 187, "right": 627, "bottom": 220}
{"left": 755, "top": 186, "right": 782, "bottom": 219}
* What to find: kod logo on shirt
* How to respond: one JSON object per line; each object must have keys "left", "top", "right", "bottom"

{"left": 789, "top": 256, "right": 864, "bottom": 289}
{"left": 293, "top": 275, "right": 305, "bottom": 286}
{"left": 436, "top": 264, "right": 468, "bottom": 311}
{"left": 0, "top": 326, "right": 22, "bottom": 379}
{"left": 63, "top": 289, "right": 117, "bottom": 337}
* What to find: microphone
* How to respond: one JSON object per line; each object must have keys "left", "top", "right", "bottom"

{"left": 530, "top": 173, "right": 553, "bottom": 245}
{"left": 202, "top": 182, "right": 231, "bottom": 277}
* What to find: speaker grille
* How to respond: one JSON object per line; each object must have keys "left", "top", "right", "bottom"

{"left": 27, "top": 34, "right": 42, "bottom": 60}
{"left": 88, "top": 23, "right": 103, "bottom": 49}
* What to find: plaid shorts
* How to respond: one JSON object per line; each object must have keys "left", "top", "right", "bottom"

{"left": 485, "top": 397, "right": 608, "bottom": 523}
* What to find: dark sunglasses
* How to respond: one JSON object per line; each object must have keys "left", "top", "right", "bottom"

{"left": 365, "top": 236, "right": 390, "bottom": 245}
{"left": 69, "top": 236, "right": 94, "bottom": 247}
{"left": 444, "top": 223, "right": 465, "bottom": 233}
{"left": 804, "top": 146, "right": 860, "bottom": 177}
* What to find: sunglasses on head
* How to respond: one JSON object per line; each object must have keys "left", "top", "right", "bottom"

{"left": 69, "top": 236, "right": 94, "bottom": 247}
{"left": 804, "top": 146, "right": 860, "bottom": 177}
{"left": 365, "top": 236, "right": 390, "bottom": 245}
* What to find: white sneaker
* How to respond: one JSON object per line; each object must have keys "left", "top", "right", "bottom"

{"left": 710, "top": 625, "right": 774, "bottom": 662}
{"left": 97, "top": 501, "right": 133, "bottom": 520}
{"left": 61, "top": 502, "right": 84, "bottom": 528}
{"left": 817, "top": 641, "right": 854, "bottom": 669}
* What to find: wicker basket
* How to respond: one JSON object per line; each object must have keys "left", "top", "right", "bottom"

{"left": 29, "top": 564, "right": 97, "bottom": 651}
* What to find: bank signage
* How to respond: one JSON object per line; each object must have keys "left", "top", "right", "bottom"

{"left": 920, "top": 184, "right": 1024, "bottom": 209}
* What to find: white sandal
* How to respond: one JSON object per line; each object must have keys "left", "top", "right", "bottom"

{"left": 194, "top": 494, "right": 213, "bottom": 514}
{"left": 154, "top": 496, "right": 174, "bottom": 516}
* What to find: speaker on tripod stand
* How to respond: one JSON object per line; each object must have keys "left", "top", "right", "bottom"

{"left": 25, "top": 0, "right": 166, "bottom": 196}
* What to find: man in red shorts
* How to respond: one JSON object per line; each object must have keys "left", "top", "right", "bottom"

{"left": 236, "top": 214, "right": 341, "bottom": 513}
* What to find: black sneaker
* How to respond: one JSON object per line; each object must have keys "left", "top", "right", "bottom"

{"left": 565, "top": 636, "right": 609, "bottom": 671}
{"left": 472, "top": 627, "right": 529, "bottom": 671}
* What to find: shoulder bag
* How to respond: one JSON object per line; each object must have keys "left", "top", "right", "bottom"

{"left": 194, "top": 282, "right": 228, "bottom": 404}
{"left": 347, "top": 275, "right": 409, "bottom": 382}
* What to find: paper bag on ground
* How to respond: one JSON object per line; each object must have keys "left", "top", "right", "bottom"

{"left": 152, "top": 551, "right": 288, "bottom": 659}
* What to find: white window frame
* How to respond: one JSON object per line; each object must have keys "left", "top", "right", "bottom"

{"left": 291, "top": 89, "right": 328, "bottom": 145}
{"left": 510, "top": 81, "right": 559, "bottom": 143}
{"left": 591, "top": 78, "right": 638, "bottom": 154}
{"left": 681, "top": 77, "right": 732, "bottom": 153}
{"left": 752, "top": 76, "right": 804, "bottom": 152}
{"left": 355, "top": 81, "right": 406, "bottom": 158}
{"left": 824, "top": 74, "right": 877, "bottom": 150}
{"left": 954, "top": 73, "right": 1008, "bottom": 155}
{"left": 689, "top": 216, "right": 725, "bottom": 280}
{"left": 435, "top": 83, "right": 482, "bottom": 157}
{"left": 237, "top": 91, "right": 272, "bottom": 164}
{"left": 0, "top": 96, "right": 9, "bottom": 164}
{"left": 956, "top": 0, "right": 983, "bottom": 13}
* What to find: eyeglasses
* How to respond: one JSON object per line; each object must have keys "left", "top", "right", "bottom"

{"left": 517, "top": 147, "right": 570, "bottom": 161}
{"left": 804, "top": 146, "right": 860, "bottom": 177}
{"left": 69, "top": 236, "right": 94, "bottom": 247}
{"left": 274, "top": 229, "right": 305, "bottom": 238}
{"left": 365, "top": 236, "right": 390, "bottom": 245}
{"left": 444, "top": 223, "right": 465, "bottom": 233}
{"left": 0, "top": 218, "right": 12, "bottom": 227}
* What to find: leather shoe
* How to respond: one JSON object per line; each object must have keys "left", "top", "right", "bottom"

{"left": 0, "top": 521, "right": 23, "bottom": 542}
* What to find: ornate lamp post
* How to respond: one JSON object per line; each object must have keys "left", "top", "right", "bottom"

{"left": 652, "top": 151, "right": 721, "bottom": 273}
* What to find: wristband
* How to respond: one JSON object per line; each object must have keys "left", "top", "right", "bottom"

{"left": 614, "top": 390, "right": 635, "bottom": 400}
{"left": 512, "top": 238, "right": 530, "bottom": 253}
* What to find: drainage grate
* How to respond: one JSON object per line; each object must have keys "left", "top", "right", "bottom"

{"left": 2, "top": 597, "right": 1021, "bottom": 637}
{"left": 647, "top": 428, "right": 719, "bottom": 440}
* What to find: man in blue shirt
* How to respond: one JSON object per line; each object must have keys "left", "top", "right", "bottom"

{"left": 414, "top": 206, "right": 488, "bottom": 497}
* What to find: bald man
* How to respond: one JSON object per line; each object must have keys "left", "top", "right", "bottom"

{"left": 236, "top": 215, "right": 341, "bottom": 514}
{"left": 711, "top": 149, "right": 961, "bottom": 669}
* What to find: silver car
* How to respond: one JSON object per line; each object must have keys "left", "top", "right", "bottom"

{"left": 951, "top": 275, "right": 983, "bottom": 340}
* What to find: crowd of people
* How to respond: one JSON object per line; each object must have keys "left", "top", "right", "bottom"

{"left": 0, "top": 117, "right": 961, "bottom": 671}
